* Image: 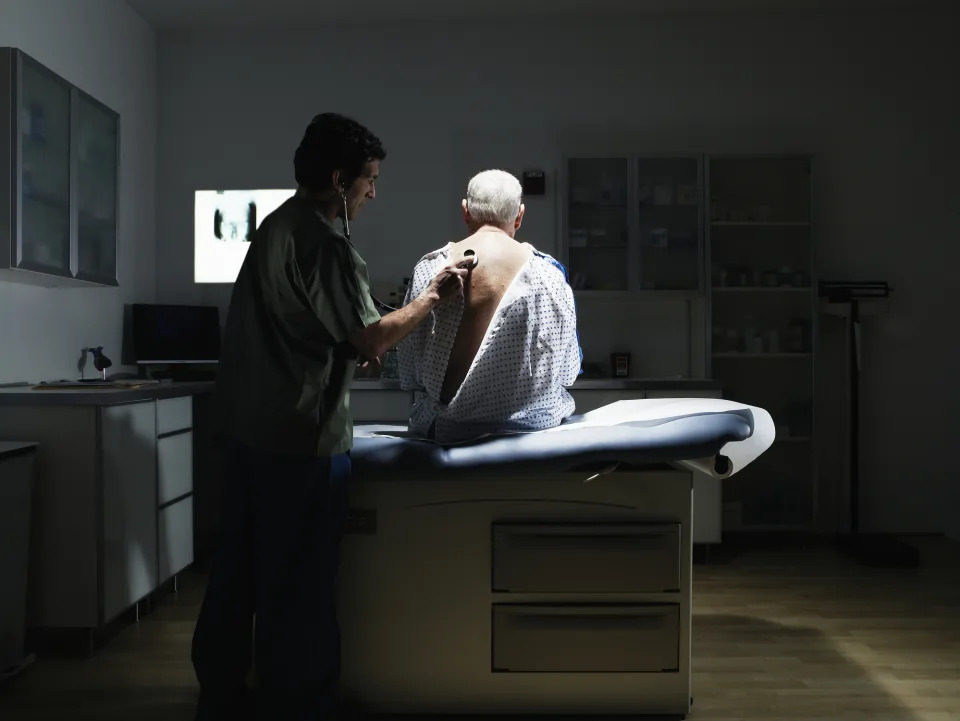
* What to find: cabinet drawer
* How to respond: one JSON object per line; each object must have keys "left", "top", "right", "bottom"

{"left": 569, "top": 390, "right": 645, "bottom": 414}
{"left": 159, "top": 495, "right": 194, "bottom": 583}
{"left": 492, "top": 523, "right": 680, "bottom": 593}
{"left": 645, "top": 389, "right": 722, "bottom": 399}
{"left": 351, "top": 390, "right": 412, "bottom": 422}
{"left": 158, "top": 431, "right": 193, "bottom": 505}
{"left": 157, "top": 397, "right": 193, "bottom": 435}
{"left": 493, "top": 604, "right": 679, "bottom": 672}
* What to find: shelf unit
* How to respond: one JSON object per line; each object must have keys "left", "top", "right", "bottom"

{"left": 706, "top": 155, "right": 816, "bottom": 531}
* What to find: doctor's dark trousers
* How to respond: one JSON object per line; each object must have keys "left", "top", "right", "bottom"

{"left": 191, "top": 440, "right": 352, "bottom": 721}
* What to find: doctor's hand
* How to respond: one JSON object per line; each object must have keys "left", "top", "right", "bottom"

{"left": 422, "top": 263, "right": 469, "bottom": 305}
{"left": 357, "top": 355, "right": 380, "bottom": 370}
{"left": 355, "top": 354, "right": 381, "bottom": 379}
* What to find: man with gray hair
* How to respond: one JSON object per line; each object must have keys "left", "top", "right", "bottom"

{"left": 398, "top": 169, "right": 582, "bottom": 443}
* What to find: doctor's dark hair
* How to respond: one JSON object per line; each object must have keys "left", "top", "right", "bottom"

{"left": 294, "top": 113, "right": 386, "bottom": 191}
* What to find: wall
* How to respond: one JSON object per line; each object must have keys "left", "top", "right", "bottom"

{"left": 0, "top": 0, "right": 156, "bottom": 383}
{"left": 155, "top": 7, "right": 958, "bottom": 534}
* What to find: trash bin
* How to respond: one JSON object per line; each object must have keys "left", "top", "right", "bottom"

{"left": 0, "top": 441, "right": 38, "bottom": 682}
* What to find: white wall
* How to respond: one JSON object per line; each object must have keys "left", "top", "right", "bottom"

{"left": 155, "top": 7, "right": 958, "bottom": 534}
{"left": 0, "top": 0, "right": 156, "bottom": 383}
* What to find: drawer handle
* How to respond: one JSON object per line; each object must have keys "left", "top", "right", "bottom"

{"left": 509, "top": 614, "right": 667, "bottom": 631}
{"left": 159, "top": 491, "right": 192, "bottom": 510}
{"left": 499, "top": 604, "right": 674, "bottom": 617}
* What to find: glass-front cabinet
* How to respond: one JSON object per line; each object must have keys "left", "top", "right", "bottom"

{"left": 1, "top": 48, "right": 119, "bottom": 286}
{"left": 561, "top": 155, "right": 703, "bottom": 293}
{"left": 75, "top": 91, "right": 119, "bottom": 284}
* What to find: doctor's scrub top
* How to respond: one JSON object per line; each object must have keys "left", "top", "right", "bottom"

{"left": 214, "top": 195, "right": 382, "bottom": 457}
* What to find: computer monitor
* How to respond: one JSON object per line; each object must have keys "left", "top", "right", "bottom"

{"left": 132, "top": 303, "right": 221, "bottom": 364}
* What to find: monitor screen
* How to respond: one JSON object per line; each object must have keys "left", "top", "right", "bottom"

{"left": 194, "top": 189, "right": 295, "bottom": 283}
{"left": 132, "top": 303, "right": 221, "bottom": 364}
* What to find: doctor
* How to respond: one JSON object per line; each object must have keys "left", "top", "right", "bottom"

{"left": 192, "top": 112, "right": 468, "bottom": 721}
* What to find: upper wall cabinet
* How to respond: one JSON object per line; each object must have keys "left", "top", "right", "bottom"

{"left": 560, "top": 155, "right": 704, "bottom": 294}
{"left": 0, "top": 48, "right": 119, "bottom": 287}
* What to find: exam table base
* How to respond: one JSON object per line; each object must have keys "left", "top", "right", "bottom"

{"left": 337, "top": 469, "right": 694, "bottom": 718}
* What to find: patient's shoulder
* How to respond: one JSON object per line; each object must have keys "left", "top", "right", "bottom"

{"left": 530, "top": 250, "right": 571, "bottom": 284}
{"left": 412, "top": 244, "right": 453, "bottom": 267}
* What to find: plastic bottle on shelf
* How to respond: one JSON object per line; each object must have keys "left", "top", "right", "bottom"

{"left": 742, "top": 315, "right": 756, "bottom": 353}
{"left": 726, "top": 329, "right": 739, "bottom": 354}
{"left": 765, "top": 328, "right": 781, "bottom": 354}
{"left": 381, "top": 348, "right": 399, "bottom": 379}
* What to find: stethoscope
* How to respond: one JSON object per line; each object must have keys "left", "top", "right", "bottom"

{"left": 339, "top": 192, "right": 477, "bottom": 313}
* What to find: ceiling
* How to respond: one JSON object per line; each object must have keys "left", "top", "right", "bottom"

{"left": 125, "top": 0, "right": 933, "bottom": 30}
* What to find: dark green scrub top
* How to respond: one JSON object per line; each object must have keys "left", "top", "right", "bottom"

{"left": 214, "top": 195, "right": 381, "bottom": 457}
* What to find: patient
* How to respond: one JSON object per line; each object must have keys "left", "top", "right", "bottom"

{"left": 398, "top": 169, "right": 582, "bottom": 443}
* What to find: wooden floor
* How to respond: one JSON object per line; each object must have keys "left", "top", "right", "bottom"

{"left": 1, "top": 536, "right": 958, "bottom": 720}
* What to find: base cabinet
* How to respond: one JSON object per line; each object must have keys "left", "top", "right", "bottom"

{"left": 0, "top": 394, "right": 197, "bottom": 631}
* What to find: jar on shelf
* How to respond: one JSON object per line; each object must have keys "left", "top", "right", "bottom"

{"left": 381, "top": 348, "right": 399, "bottom": 379}
{"left": 765, "top": 329, "right": 781, "bottom": 354}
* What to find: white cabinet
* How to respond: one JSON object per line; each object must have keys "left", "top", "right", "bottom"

{"left": 158, "top": 431, "right": 193, "bottom": 504}
{"left": 101, "top": 402, "right": 158, "bottom": 623}
{"left": 156, "top": 398, "right": 194, "bottom": 584}
{"left": 159, "top": 495, "right": 194, "bottom": 584}
{"left": 0, "top": 442, "right": 37, "bottom": 676}
{"left": 0, "top": 391, "right": 200, "bottom": 633}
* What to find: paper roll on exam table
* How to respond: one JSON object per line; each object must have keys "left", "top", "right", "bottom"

{"left": 337, "top": 399, "right": 774, "bottom": 718}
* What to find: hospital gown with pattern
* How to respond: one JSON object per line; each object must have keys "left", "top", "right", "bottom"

{"left": 398, "top": 243, "right": 582, "bottom": 443}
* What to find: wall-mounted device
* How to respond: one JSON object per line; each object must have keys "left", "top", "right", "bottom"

{"left": 522, "top": 170, "right": 546, "bottom": 196}
{"left": 611, "top": 352, "right": 631, "bottom": 377}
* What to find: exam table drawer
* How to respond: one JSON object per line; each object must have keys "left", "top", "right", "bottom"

{"left": 492, "top": 523, "right": 680, "bottom": 593}
{"left": 157, "top": 397, "right": 193, "bottom": 435}
{"left": 492, "top": 603, "right": 679, "bottom": 672}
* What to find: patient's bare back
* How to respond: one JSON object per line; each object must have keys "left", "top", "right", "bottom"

{"left": 439, "top": 232, "right": 532, "bottom": 403}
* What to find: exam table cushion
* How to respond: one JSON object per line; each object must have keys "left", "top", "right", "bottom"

{"left": 350, "top": 399, "right": 773, "bottom": 481}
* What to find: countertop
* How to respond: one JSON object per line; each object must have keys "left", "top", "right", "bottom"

{"left": 351, "top": 377, "right": 722, "bottom": 391}
{"left": 0, "top": 376, "right": 721, "bottom": 406}
{"left": 0, "top": 381, "right": 216, "bottom": 406}
{"left": 0, "top": 440, "right": 39, "bottom": 457}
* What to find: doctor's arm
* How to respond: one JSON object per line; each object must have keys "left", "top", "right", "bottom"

{"left": 348, "top": 262, "right": 468, "bottom": 361}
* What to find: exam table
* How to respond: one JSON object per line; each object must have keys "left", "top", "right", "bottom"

{"left": 336, "top": 399, "right": 774, "bottom": 719}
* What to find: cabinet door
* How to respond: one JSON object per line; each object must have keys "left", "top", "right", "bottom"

{"left": 74, "top": 90, "right": 118, "bottom": 285}
{"left": 159, "top": 495, "right": 194, "bottom": 583}
{"left": 564, "top": 158, "right": 631, "bottom": 291}
{"left": 101, "top": 402, "right": 158, "bottom": 624}
{"left": 16, "top": 52, "right": 72, "bottom": 277}
{"left": 636, "top": 156, "right": 702, "bottom": 291}
{"left": 158, "top": 431, "right": 193, "bottom": 505}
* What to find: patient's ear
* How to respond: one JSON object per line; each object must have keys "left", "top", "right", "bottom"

{"left": 461, "top": 199, "right": 470, "bottom": 225}
{"left": 514, "top": 204, "right": 525, "bottom": 232}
